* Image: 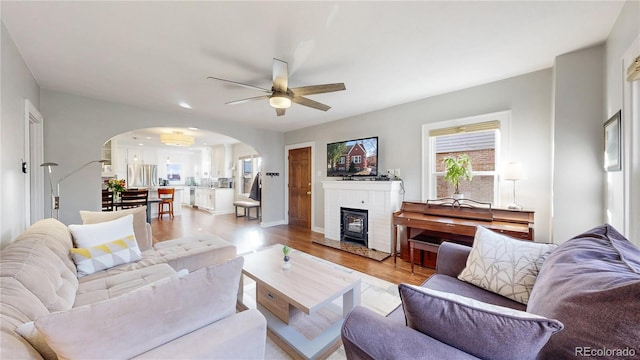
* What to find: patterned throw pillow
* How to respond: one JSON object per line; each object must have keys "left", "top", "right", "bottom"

{"left": 458, "top": 226, "right": 557, "bottom": 304}
{"left": 70, "top": 236, "right": 142, "bottom": 276}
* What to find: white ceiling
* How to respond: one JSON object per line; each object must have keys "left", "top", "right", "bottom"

{"left": 2, "top": 1, "right": 624, "bottom": 140}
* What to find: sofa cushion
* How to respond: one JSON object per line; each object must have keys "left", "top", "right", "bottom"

{"left": 35, "top": 257, "right": 244, "bottom": 360}
{"left": 527, "top": 224, "right": 640, "bottom": 359}
{"left": 75, "top": 263, "right": 176, "bottom": 307}
{"left": 80, "top": 207, "right": 151, "bottom": 251}
{"left": 399, "top": 284, "right": 563, "bottom": 360}
{"left": 458, "top": 226, "right": 556, "bottom": 304}
{"left": 15, "top": 321, "right": 57, "bottom": 360}
{"left": 151, "top": 233, "right": 237, "bottom": 272}
{"left": 0, "top": 238, "right": 78, "bottom": 313}
{"left": 70, "top": 236, "right": 142, "bottom": 277}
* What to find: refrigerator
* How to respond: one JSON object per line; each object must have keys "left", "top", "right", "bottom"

{"left": 127, "top": 164, "right": 158, "bottom": 188}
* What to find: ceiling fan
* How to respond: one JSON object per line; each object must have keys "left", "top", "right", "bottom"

{"left": 208, "top": 58, "right": 346, "bottom": 116}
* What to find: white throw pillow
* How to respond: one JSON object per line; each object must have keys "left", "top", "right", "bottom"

{"left": 70, "top": 236, "right": 142, "bottom": 277}
{"left": 68, "top": 214, "right": 141, "bottom": 276}
{"left": 69, "top": 214, "right": 137, "bottom": 248}
{"left": 458, "top": 226, "right": 557, "bottom": 304}
{"left": 80, "top": 206, "right": 150, "bottom": 250}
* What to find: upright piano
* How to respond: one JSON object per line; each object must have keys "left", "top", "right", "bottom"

{"left": 393, "top": 199, "right": 534, "bottom": 268}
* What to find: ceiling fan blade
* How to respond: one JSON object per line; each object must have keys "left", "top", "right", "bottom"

{"left": 292, "top": 96, "right": 331, "bottom": 111}
{"left": 207, "top": 76, "right": 271, "bottom": 93}
{"left": 225, "top": 95, "right": 270, "bottom": 105}
{"left": 272, "top": 58, "right": 288, "bottom": 92}
{"left": 290, "top": 83, "right": 346, "bottom": 96}
{"left": 276, "top": 108, "right": 286, "bottom": 117}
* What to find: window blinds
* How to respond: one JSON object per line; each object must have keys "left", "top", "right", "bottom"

{"left": 429, "top": 120, "right": 500, "bottom": 137}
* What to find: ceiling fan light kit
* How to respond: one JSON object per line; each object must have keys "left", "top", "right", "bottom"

{"left": 208, "top": 58, "right": 345, "bottom": 116}
{"left": 160, "top": 131, "right": 194, "bottom": 147}
{"left": 269, "top": 94, "right": 291, "bottom": 109}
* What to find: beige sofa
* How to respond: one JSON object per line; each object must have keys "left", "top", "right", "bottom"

{"left": 0, "top": 208, "right": 267, "bottom": 359}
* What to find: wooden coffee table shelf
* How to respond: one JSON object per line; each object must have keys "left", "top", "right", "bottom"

{"left": 238, "top": 245, "right": 361, "bottom": 360}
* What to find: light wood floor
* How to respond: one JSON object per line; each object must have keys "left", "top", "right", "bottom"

{"left": 151, "top": 206, "right": 434, "bottom": 286}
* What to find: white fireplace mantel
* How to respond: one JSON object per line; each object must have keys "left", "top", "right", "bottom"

{"left": 322, "top": 180, "right": 402, "bottom": 254}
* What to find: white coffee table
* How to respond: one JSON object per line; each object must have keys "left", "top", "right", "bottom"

{"left": 238, "top": 245, "right": 361, "bottom": 360}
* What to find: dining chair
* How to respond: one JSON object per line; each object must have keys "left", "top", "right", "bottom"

{"left": 119, "top": 189, "right": 148, "bottom": 209}
{"left": 101, "top": 190, "right": 114, "bottom": 212}
{"left": 157, "top": 188, "right": 175, "bottom": 220}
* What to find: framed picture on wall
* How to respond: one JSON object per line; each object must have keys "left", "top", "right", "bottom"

{"left": 604, "top": 110, "right": 622, "bottom": 172}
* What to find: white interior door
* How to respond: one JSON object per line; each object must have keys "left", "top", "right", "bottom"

{"left": 25, "top": 100, "right": 45, "bottom": 224}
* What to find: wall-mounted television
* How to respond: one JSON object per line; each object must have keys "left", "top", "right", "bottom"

{"left": 327, "top": 136, "right": 378, "bottom": 177}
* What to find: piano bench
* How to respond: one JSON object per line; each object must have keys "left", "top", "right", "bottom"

{"left": 409, "top": 235, "right": 443, "bottom": 274}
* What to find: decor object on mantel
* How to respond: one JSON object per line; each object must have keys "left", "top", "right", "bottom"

{"left": 503, "top": 161, "right": 525, "bottom": 210}
{"left": 442, "top": 154, "right": 473, "bottom": 199}
{"left": 282, "top": 245, "right": 291, "bottom": 269}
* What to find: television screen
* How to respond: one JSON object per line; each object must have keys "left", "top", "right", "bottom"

{"left": 327, "top": 136, "right": 378, "bottom": 177}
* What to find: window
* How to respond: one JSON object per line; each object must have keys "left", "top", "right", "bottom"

{"left": 352, "top": 155, "right": 362, "bottom": 164}
{"left": 422, "top": 111, "right": 510, "bottom": 205}
{"left": 166, "top": 164, "right": 182, "bottom": 182}
{"left": 434, "top": 131, "right": 497, "bottom": 203}
{"left": 239, "top": 156, "right": 262, "bottom": 196}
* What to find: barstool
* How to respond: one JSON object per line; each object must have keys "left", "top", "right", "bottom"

{"left": 157, "top": 188, "right": 175, "bottom": 220}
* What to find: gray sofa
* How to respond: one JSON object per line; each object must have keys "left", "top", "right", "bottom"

{"left": 0, "top": 208, "right": 267, "bottom": 359}
{"left": 342, "top": 224, "right": 640, "bottom": 359}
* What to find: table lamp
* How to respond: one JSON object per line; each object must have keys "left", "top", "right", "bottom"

{"left": 503, "top": 161, "right": 525, "bottom": 210}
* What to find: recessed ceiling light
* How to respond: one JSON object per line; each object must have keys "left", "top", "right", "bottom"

{"left": 179, "top": 102, "right": 192, "bottom": 109}
{"left": 146, "top": 136, "right": 151, "bottom": 139}
{"left": 138, "top": 143, "right": 144, "bottom": 146}
{"left": 188, "top": 127, "right": 199, "bottom": 131}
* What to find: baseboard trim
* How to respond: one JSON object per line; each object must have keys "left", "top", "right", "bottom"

{"left": 260, "top": 220, "right": 287, "bottom": 228}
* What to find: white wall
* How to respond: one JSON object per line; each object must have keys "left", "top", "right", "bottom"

{"left": 552, "top": 44, "right": 605, "bottom": 242}
{"left": 39, "top": 90, "right": 285, "bottom": 226}
{"left": 286, "top": 69, "right": 555, "bottom": 242}
{"left": 605, "top": 0, "right": 640, "bottom": 241}
{"left": 0, "top": 21, "right": 41, "bottom": 248}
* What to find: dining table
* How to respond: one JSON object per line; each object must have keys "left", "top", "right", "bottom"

{"left": 113, "top": 198, "right": 162, "bottom": 223}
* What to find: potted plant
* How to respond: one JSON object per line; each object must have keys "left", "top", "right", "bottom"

{"left": 106, "top": 178, "right": 126, "bottom": 202}
{"left": 282, "top": 245, "right": 291, "bottom": 269}
{"left": 442, "top": 154, "right": 473, "bottom": 199}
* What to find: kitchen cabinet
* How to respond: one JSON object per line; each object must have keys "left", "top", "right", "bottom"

{"left": 193, "top": 187, "right": 234, "bottom": 214}
{"left": 181, "top": 186, "right": 192, "bottom": 205}
{"left": 212, "top": 144, "right": 232, "bottom": 178}
{"left": 213, "top": 188, "right": 234, "bottom": 214}
{"left": 194, "top": 187, "right": 215, "bottom": 210}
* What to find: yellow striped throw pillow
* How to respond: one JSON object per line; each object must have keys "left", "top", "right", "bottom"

{"left": 70, "top": 236, "right": 141, "bottom": 276}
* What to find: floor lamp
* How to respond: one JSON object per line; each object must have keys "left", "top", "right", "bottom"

{"left": 55, "top": 159, "right": 109, "bottom": 219}
{"left": 504, "top": 161, "right": 525, "bottom": 210}
{"left": 40, "top": 162, "right": 59, "bottom": 218}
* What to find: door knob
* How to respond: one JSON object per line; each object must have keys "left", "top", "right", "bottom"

{"left": 307, "top": 191, "right": 312, "bottom": 195}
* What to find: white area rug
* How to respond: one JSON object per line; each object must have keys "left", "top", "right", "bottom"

{"left": 240, "top": 247, "right": 401, "bottom": 359}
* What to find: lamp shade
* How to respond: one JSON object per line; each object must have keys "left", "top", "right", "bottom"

{"left": 160, "top": 132, "right": 194, "bottom": 147}
{"left": 503, "top": 161, "right": 525, "bottom": 181}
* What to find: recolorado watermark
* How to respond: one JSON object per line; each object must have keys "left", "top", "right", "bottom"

{"left": 575, "top": 346, "right": 636, "bottom": 357}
